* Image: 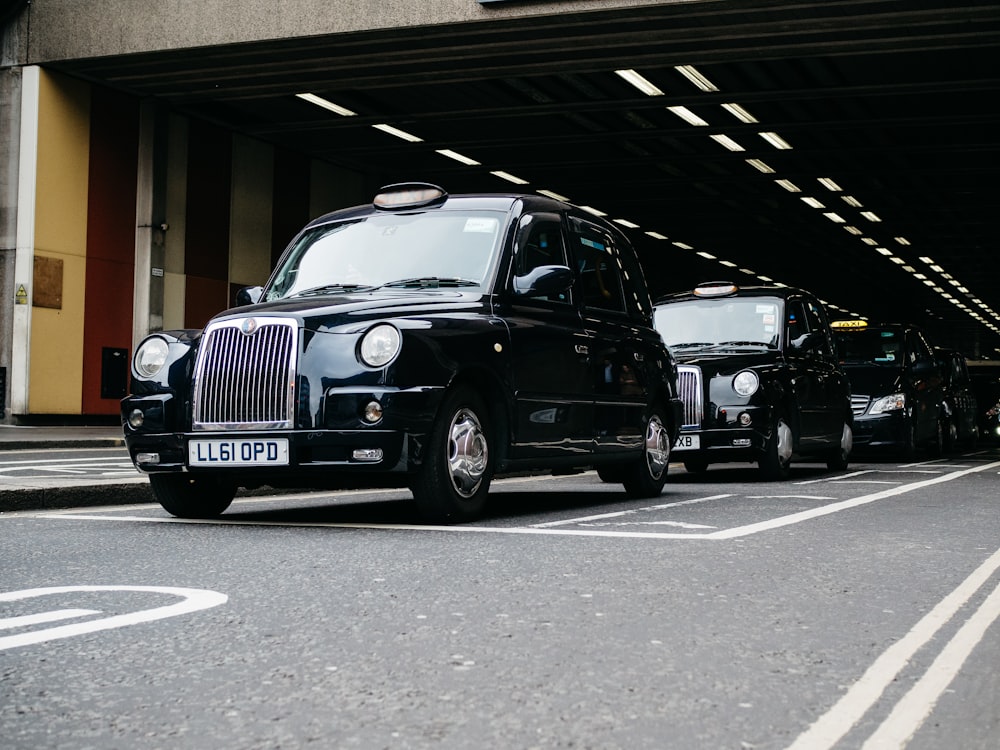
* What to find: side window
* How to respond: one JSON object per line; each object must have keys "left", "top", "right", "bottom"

{"left": 785, "top": 300, "right": 808, "bottom": 348}
{"left": 569, "top": 220, "right": 626, "bottom": 313}
{"left": 512, "top": 213, "right": 570, "bottom": 304}
{"left": 907, "top": 331, "right": 933, "bottom": 364}
{"left": 802, "top": 299, "right": 835, "bottom": 358}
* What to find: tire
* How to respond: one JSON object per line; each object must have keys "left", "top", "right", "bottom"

{"left": 410, "top": 385, "right": 493, "bottom": 523}
{"left": 942, "top": 417, "right": 958, "bottom": 454}
{"left": 150, "top": 473, "right": 236, "bottom": 518}
{"left": 825, "top": 420, "right": 853, "bottom": 471}
{"left": 622, "top": 408, "right": 670, "bottom": 499}
{"left": 759, "top": 415, "right": 793, "bottom": 480}
{"left": 900, "top": 417, "right": 918, "bottom": 461}
{"left": 683, "top": 458, "right": 709, "bottom": 474}
{"left": 926, "top": 417, "right": 945, "bottom": 458}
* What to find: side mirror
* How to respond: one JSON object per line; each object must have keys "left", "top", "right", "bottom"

{"left": 514, "top": 265, "right": 574, "bottom": 298}
{"left": 236, "top": 286, "right": 264, "bottom": 306}
{"left": 790, "top": 331, "right": 821, "bottom": 352}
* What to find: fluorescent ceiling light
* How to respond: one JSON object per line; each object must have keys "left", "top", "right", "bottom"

{"left": 615, "top": 69, "right": 664, "bottom": 96}
{"left": 674, "top": 65, "right": 719, "bottom": 92}
{"left": 739, "top": 268, "right": 755, "bottom": 276}
{"left": 710, "top": 134, "right": 745, "bottom": 151}
{"left": 891, "top": 257, "right": 905, "bottom": 264}
{"left": 537, "top": 189, "right": 569, "bottom": 201}
{"left": 918, "top": 256, "right": 935, "bottom": 264}
{"left": 817, "top": 177, "right": 842, "bottom": 192}
{"left": 800, "top": 197, "right": 825, "bottom": 209}
{"left": 775, "top": 179, "right": 801, "bottom": 192}
{"left": 667, "top": 106, "right": 709, "bottom": 126}
{"left": 922, "top": 279, "right": 935, "bottom": 287}
{"left": 759, "top": 132, "right": 793, "bottom": 150}
{"left": 902, "top": 265, "right": 916, "bottom": 272}
{"left": 949, "top": 279, "right": 961, "bottom": 286}
{"left": 672, "top": 242, "right": 693, "bottom": 250}
{"left": 843, "top": 226, "right": 862, "bottom": 235}
{"left": 912, "top": 273, "right": 928, "bottom": 280}
{"left": 373, "top": 123, "right": 423, "bottom": 142}
{"left": 895, "top": 236, "right": 911, "bottom": 245}
{"left": 720, "top": 260, "right": 738, "bottom": 268}
{"left": 579, "top": 205, "right": 607, "bottom": 217}
{"left": 436, "top": 149, "right": 480, "bottom": 165}
{"left": 861, "top": 238, "right": 878, "bottom": 246}
{"left": 842, "top": 196, "right": 863, "bottom": 208}
{"left": 861, "top": 211, "right": 881, "bottom": 222}
{"left": 697, "top": 251, "right": 716, "bottom": 260}
{"left": 645, "top": 231, "right": 668, "bottom": 240}
{"left": 745, "top": 159, "right": 775, "bottom": 173}
{"left": 823, "top": 212, "right": 846, "bottom": 223}
{"left": 614, "top": 219, "right": 640, "bottom": 229}
{"left": 721, "top": 103, "right": 757, "bottom": 123}
{"left": 757, "top": 275, "right": 773, "bottom": 282}
{"left": 296, "top": 93, "right": 357, "bottom": 117}
{"left": 491, "top": 170, "right": 528, "bottom": 185}
{"left": 876, "top": 248, "right": 893, "bottom": 256}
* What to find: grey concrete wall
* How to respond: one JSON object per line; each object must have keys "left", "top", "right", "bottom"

{"left": 25, "top": 0, "right": 689, "bottom": 61}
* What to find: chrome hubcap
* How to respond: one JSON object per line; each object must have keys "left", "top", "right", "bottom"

{"left": 645, "top": 415, "right": 670, "bottom": 479}
{"left": 777, "top": 419, "right": 793, "bottom": 463}
{"left": 447, "top": 408, "right": 488, "bottom": 498}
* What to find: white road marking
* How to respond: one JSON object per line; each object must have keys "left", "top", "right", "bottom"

{"left": 530, "top": 494, "right": 733, "bottom": 528}
{"left": 0, "top": 586, "right": 227, "bottom": 651}
{"left": 785, "top": 544, "right": 1000, "bottom": 750}
{"left": 0, "top": 608, "right": 101, "bottom": 629}
{"left": 744, "top": 495, "right": 836, "bottom": 500}
{"left": 797, "top": 469, "right": 873, "bottom": 485}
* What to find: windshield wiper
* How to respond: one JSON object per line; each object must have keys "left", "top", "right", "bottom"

{"left": 292, "top": 283, "right": 375, "bottom": 297}
{"left": 669, "top": 342, "right": 715, "bottom": 350}
{"left": 378, "top": 277, "right": 479, "bottom": 289}
{"left": 703, "top": 341, "right": 772, "bottom": 350}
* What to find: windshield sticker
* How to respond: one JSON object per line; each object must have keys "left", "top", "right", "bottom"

{"left": 755, "top": 304, "right": 776, "bottom": 314}
{"left": 463, "top": 217, "right": 498, "bottom": 233}
{"left": 580, "top": 237, "right": 607, "bottom": 251}
{"left": 762, "top": 314, "right": 776, "bottom": 325}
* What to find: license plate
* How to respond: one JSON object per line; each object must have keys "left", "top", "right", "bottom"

{"left": 188, "top": 438, "right": 289, "bottom": 466}
{"left": 673, "top": 434, "right": 700, "bottom": 451}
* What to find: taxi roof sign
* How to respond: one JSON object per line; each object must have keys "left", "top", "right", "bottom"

{"left": 374, "top": 182, "right": 448, "bottom": 210}
{"left": 693, "top": 281, "right": 739, "bottom": 297}
{"left": 830, "top": 319, "right": 868, "bottom": 329}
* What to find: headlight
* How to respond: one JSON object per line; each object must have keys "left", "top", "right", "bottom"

{"left": 133, "top": 336, "right": 170, "bottom": 378}
{"left": 870, "top": 392, "right": 906, "bottom": 414}
{"left": 732, "top": 370, "right": 760, "bottom": 397}
{"left": 359, "top": 324, "right": 401, "bottom": 367}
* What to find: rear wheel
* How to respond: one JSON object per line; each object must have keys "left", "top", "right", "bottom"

{"left": 759, "top": 416, "right": 792, "bottom": 480}
{"left": 622, "top": 407, "right": 670, "bottom": 498}
{"left": 410, "top": 385, "right": 493, "bottom": 523}
{"left": 150, "top": 474, "right": 236, "bottom": 518}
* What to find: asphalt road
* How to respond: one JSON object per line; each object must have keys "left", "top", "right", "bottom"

{"left": 2, "top": 448, "right": 999, "bottom": 749}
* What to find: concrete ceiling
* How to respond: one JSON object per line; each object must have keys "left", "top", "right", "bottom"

{"left": 42, "top": 0, "right": 1000, "bottom": 356}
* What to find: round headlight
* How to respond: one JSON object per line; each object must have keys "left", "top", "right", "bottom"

{"left": 133, "top": 336, "right": 170, "bottom": 378}
{"left": 732, "top": 370, "right": 760, "bottom": 397}
{"left": 359, "top": 324, "right": 401, "bottom": 368}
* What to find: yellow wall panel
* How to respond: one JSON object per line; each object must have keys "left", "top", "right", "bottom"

{"left": 28, "top": 70, "right": 90, "bottom": 413}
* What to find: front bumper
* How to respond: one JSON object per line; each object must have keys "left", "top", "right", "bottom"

{"left": 851, "top": 411, "right": 908, "bottom": 451}
{"left": 672, "top": 403, "right": 773, "bottom": 463}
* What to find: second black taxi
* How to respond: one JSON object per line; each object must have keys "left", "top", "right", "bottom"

{"left": 653, "top": 282, "right": 853, "bottom": 479}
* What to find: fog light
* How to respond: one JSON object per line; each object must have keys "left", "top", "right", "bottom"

{"left": 352, "top": 448, "right": 383, "bottom": 462}
{"left": 363, "top": 400, "right": 383, "bottom": 423}
{"left": 738, "top": 412, "right": 752, "bottom": 426}
{"left": 128, "top": 409, "right": 145, "bottom": 428}
{"left": 135, "top": 452, "right": 160, "bottom": 465}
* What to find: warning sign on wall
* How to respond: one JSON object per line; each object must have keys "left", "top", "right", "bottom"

{"left": 15, "top": 284, "right": 28, "bottom": 305}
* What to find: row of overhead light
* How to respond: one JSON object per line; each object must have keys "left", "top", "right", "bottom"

{"left": 296, "top": 70, "right": 1000, "bottom": 349}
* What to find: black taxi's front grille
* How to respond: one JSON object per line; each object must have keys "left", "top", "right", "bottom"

{"left": 676, "top": 365, "right": 703, "bottom": 428}
{"left": 192, "top": 317, "right": 298, "bottom": 431}
{"left": 850, "top": 394, "right": 870, "bottom": 417}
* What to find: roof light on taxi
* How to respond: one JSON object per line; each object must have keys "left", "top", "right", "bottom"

{"left": 693, "top": 282, "right": 738, "bottom": 297}
{"left": 373, "top": 183, "right": 448, "bottom": 210}
{"left": 830, "top": 319, "right": 868, "bottom": 329}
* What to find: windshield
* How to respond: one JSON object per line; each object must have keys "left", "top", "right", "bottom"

{"left": 265, "top": 210, "right": 504, "bottom": 300}
{"left": 834, "top": 329, "right": 903, "bottom": 365}
{"left": 654, "top": 297, "right": 781, "bottom": 350}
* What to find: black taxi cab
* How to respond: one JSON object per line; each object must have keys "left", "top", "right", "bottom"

{"left": 122, "top": 183, "right": 683, "bottom": 522}
{"left": 831, "top": 320, "right": 946, "bottom": 457}
{"left": 652, "top": 282, "right": 853, "bottom": 479}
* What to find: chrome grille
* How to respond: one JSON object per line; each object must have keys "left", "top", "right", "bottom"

{"left": 192, "top": 317, "right": 298, "bottom": 431}
{"left": 676, "top": 365, "right": 704, "bottom": 429}
{"left": 850, "top": 394, "right": 870, "bottom": 417}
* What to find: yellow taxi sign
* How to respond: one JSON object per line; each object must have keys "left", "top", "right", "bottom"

{"left": 830, "top": 319, "right": 868, "bottom": 329}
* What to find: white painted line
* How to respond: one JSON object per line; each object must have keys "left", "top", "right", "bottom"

{"left": 830, "top": 480, "right": 902, "bottom": 485}
{"left": 707, "top": 461, "right": 1000, "bottom": 540}
{"left": 745, "top": 495, "right": 836, "bottom": 500}
{"left": 0, "top": 586, "right": 227, "bottom": 651}
{"left": 797, "top": 469, "right": 873, "bottom": 485}
{"left": 0, "top": 608, "right": 101, "bottom": 630}
{"left": 784, "top": 544, "right": 1000, "bottom": 750}
{"left": 862, "top": 579, "right": 1000, "bottom": 749}
{"left": 531, "top": 494, "right": 733, "bottom": 528}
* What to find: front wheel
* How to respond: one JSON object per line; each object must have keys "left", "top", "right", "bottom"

{"left": 825, "top": 421, "right": 853, "bottom": 471}
{"left": 759, "top": 416, "right": 793, "bottom": 480}
{"left": 410, "top": 385, "right": 493, "bottom": 523}
{"left": 622, "top": 408, "right": 671, "bottom": 498}
{"left": 150, "top": 473, "right": 236, "bottom": 518}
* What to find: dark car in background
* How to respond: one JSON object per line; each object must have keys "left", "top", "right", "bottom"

{"left": 968, "top": 361, "right": 1000, "bottom": 443}
{"left": 831, "top": 321, "right": 945, "bottom": 458}
{"left": 122, "top": 183, "right": 683, "bottom": 522}
{"left": 935, "top": 347, "right": 979, "bottom": 450}
{"left": 652, "top": 282, "right": 853, "bottom": 479}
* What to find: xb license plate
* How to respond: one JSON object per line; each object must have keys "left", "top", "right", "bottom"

{"left": 188, "top": 438, "right": 290, "bottom": 466}
{"left": 673, "top": 434, "right": 700, "bottom": 451}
